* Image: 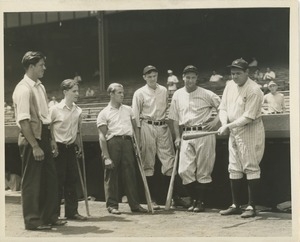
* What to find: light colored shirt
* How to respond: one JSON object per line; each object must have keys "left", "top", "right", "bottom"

{"left": 132, "top": 84, "right": 168, "bottom": 127}
{"left": 219, "top": 78, "right": 263, "bottom": 122}
{"left": 249, "top": 60, "right": 258, "bottom": 67}
{"left": 86, "top": 89, "right": 95, "bottom": 97}
{"left": 48, "top": 100, "right": 58, "bottom": 108}
{"left": 12, "top": 74, "right": 51, "bottom": 126}
{"left": 209, "top": 74, "right": 223, "bottom": 82}
{"left": 96, "top": 103, "right": 134, "bottom": 140}
{"left": 263, "top": 92, "right": 285, "bottom": 113}
{"left": 167, "top": 75, "right": 179, "bottom": 91}
{"left": 50, "top": 99, "right": 82, "bottom": 144}
{"left": 263, "top": 71, "right": 276, "bottom": 80}
{"left": 168, "top": 86, "right": 220, "bottom": 126}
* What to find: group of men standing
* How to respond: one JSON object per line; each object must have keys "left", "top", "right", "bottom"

{"left": 12, "top": 51, "right": 86, "bottom": 230}
{"left": 12, "top": 51, "right": 265, "bottom": 231}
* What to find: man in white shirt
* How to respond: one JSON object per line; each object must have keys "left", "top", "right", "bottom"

{"left": 132, "top": 65, "right": 188, "bottom": 210}
{"left": 97, "top": 83, "right": 147, "bottom": 215}
{"left": 209, "top": 71, "right": 223, "bottom": 82}
{"left": 50, "top": 79, "right": 87, "bottom": 221}
{"left": 262, "top": 81, "right": 285, "bottom": 114}
{"left": 12, "top": 51, "right": 63, "bottom": 230}
{"left": 167, "top": 70, "right": 179, "bottom": 96}
{"left": 263, "top": 67, "right": 276, "bottom": 81}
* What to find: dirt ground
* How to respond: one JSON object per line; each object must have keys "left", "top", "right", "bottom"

{"left": 3, "top": 190, "right": 295, "bottom": 242}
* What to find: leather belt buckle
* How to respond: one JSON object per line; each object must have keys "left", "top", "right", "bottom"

{"left": 183, "top": 126, "right": 202, "bottom": 131}
{"left": 147, "top": 120, "right": 165, "bottom": 126}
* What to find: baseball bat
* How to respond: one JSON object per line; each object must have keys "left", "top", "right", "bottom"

{"left": 182, "top": 131, "right": 219, "bottom": 140}
{"left": 164, "top": 148, "right": 179, "bottom": 210}
{"left": 131, "top": 133, "right": 154, "bottom": 214}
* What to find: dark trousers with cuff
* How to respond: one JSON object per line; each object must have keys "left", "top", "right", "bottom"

{"left": 18, "top": 125, "right": 58, "bottom": 229}
{"left": 104, "top": 136, "right": 140, "bottom": 210}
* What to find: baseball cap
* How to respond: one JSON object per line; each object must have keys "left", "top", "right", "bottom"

{"left": 143, "top": 65, "right": 158, "bottom": 75}
{"left": 167, "top": 70, "right": 173, "bottom": 74}
{"left": 227, "top": 58, "right": 249, "bottom": 70}
{"left": 268, "top": 81, "right": 277, "bottom": 87}
{"left": 183, "top": 65, "right": 198, "bottom": 74}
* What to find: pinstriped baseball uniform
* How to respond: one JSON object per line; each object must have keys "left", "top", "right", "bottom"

{"left": 219, "top": 79, "right": 265, "bottom": 179}
{"left": 132, "top": 84, "right": 174, "bottom": 176}
{"left": 168, "top": 86, "right": 221, "bottom": 185}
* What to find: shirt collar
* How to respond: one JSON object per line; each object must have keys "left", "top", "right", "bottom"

{"left": 145, "top": 83, "right": 161, "bottom": 92}
{"left": 23, "top": 74, "right": 41, "bottom": 87}
{"left": 108, "top": 102, "right": 123, "bottom": 110}
{"left": 58, "top": 99, "right": 76, "bottom": 110}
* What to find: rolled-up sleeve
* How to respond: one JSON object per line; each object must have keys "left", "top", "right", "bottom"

{"left": 13, "top": 86, "right": 31, "bottom": 125}
{"left": 96, "top": 110, "right": 107, "bottom": 128}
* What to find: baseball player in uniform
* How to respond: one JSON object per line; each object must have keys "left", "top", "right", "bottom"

{"left": 218, "top": 58, "right": 265, "bottom": 218}
{"left": 97, "top": 83, "right": 147, "bottom": 215}
{"left": 50, "top": 79, "right": 87, "bottom": 221}
{"left": 168, "top": 65, "right": 221, "bottom": 212}
{"left": 132, "top": 65, "right": 187, "bottom": 210}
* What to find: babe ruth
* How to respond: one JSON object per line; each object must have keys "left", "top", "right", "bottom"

{"left": 132, "top": 65, "right": 187, "bottom": 210}
{"left": 218, "top": 58, "right": 265, "bottom": 218}
{"left": 168, "top": 65, "right": 221, "bottom": 212}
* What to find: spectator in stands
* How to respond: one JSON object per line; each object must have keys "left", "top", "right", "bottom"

{"left": 4, "top": 101, "right": 12, "bottom": 112}
{"left": 253, "top": 68, "right": 264, "bottom": 82}
{"left": 209, "top": 71, "right": 223, "bottom": 82}
{"left": 249, "top": 57, "right": 258, "bottom": 68}
{"left": 48, "top": 96, "right": 58, "bottom": 108}
{"left": 74, "top": 72, "right": 82, "bottom": 83}
{"left": 262, "top": 81, "right": 285, "bottom": 114}
{"left": 85, "top": 87, "right": 95, "bottom": 97}
{"left": 263, "top": 67, "right": 276, "bottom": 81}
{"left": 167, "top": 70, "right": 179, "bottom": 96}
{"left": 5, "top": 171, "right": 21, "bottom": 191}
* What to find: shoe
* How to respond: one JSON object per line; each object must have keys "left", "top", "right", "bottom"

{"left": 172, "top": 197, "right": 191, "bottom": 208}
{"left": 152, "top": 201, "right": 160, "bottom": 210}
{"left": 241, "top": 208, "right": 256, "bottom": 218}
{"left": 193, "top": 201, "right": 205, "bottom": 213}
{"left": 131, "top": 206, "right": 148, "bottom": 213}
{"left": 51, "top": 219, "right": 68, "bottom": 226}
{"left": 219, "top": 206, "right": 242, "bottom": 215}
{"left": 187, "top": 200, "right": 197, "bottom": 212}
{"left": 67, "top": 213, "right": 87, "bottom": 220}
{"left": 108, "top": 207, "right": 121, "bottom": 215}
{"left": 26, "top": 224, "right": 52, "bottom": 231}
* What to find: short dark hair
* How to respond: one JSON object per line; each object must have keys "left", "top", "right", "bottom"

{"left": 107, "top": 83, "right": 123, "bottom": 94}
{"left": 60, "top": 79, "right": 78, "bottom": 91}
{"left": 22, "top": 51, "right": 46, "bottom": 70}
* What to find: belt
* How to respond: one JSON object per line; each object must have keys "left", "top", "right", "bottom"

{"left": 42, "top": 124, "right": 50, "bottom": 129}
{"left": 270, "top": 112, "right": 282, "bottom": 114}
{"left": 183, "top": 126, "right": 202, "bottom": 131}
{"left": 57, "top": 142, "right": 75, "bottom": 149}
{"left": 113, "top": 135, "right": 132, "bottom": 140}
{"left": 147, "top": 120, "right": 165, "bottom": 126}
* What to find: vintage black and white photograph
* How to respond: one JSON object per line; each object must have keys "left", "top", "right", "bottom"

{"left": 1, "top": 0, "right": 299, "bottom": 241}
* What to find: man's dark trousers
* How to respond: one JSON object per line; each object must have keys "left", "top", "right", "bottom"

{"left": 105, "top": 136, "right": 140, "bottom": 210}
{"left": 19, "top": 125, "right": 58, "bottom": 229}
{"left": 55, "top": 143, "right": 79, "bottom": 218}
